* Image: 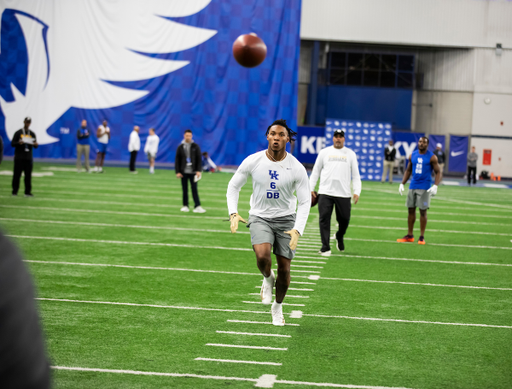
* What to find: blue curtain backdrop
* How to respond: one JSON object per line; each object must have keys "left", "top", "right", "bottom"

{"left": 448, "top": 135, "right": 469, "bottom": 172}
{"left": 0, "top": 0, "right": 301, "bottom": 166}
{"left": 428, "top": 135, "right": 446, "bottom": 153}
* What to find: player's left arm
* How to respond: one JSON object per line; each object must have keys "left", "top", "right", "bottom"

{"left": 427, "top": 154, "right": 440, "bottom": 196}
{"left": 351, "top": 152, "right": 362, "bottom": 204}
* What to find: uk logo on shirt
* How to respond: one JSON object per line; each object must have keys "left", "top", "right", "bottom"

{"left": 267, "top": 170, "right": 279, "bottom": 199}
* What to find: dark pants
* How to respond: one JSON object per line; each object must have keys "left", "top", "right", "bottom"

{"left": 181, "top": 173, "right": 200, "bottom": 207}
{"left": 468, "top": 166, "right": 477, "bottom": 184}
{"left": 318, "top": 194, "right": 351, "bottom": 251}
{"left": 129, "top": 150, "right": 138, "bottom": 171}
{"left": 12, "top": 159, "right": 33, "bottom": 195}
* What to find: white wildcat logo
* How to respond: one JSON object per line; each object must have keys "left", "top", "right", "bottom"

{"left": 0, "top": 0, "right": 216, "bottom": 144}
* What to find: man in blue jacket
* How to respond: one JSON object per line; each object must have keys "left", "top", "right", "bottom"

{"left": 76, "top": 119, "right": 91, "bottom": 172}
{"left": 397, "top": 137, "right": 441, "bottom": 245}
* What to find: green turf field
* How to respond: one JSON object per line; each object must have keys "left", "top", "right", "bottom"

{"left": 1, "top": 161, "right": 511, "bottom": 389}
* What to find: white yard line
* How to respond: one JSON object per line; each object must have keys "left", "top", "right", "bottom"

{"left": 351, "top": 207, "right": 512, "bottom": 219}
{"left": 347, "top": 225, "right": 512, "bottom": 237}
{"left": 37, "top": 298, "right": 511, "bottom": 329}
{"left": 196, "top": 357, "right": 282, "bottom": 366}
{"left": 249, "top": 293, "right": 309, "bottom": 299}
{"left": 227, "top": 320, "right": 299, "bottom": 327}
{"left": 295, "top": 254, "right": 512, "bottom": 267}
{"left": 49, "top": 366, "right": 415, "bottom": 388}
{"left": 352, "top": 215, "right": 510, "bottom": 226}
{"left": 254, "top": 286, "right": 314, "bottom": 292}
{"left": 242, "top": 301, "right": 305, "bottom": 307}
{"left": 205, "top": 343, "right": 287, "bottom": 351}
{"left": 216, "top": 331, "right": 291, "bottom": 338}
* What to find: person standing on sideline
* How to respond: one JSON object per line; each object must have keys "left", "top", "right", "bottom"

{"left": 433, "top": 143, "right": 445, "bottom": 184}
{"left": 76, "top": 119, "right": 90, "bottom": 172}
{"left": 381, "top": 140, "right": 396, "bottom": 184}
{"left": 227, "top": 119, "right": 310, "bottom": 326}
{"left": 310, "top": 129, "right": 361, "bottom": 256}
{"left": 467, "top": 146, "right": 478, "bottom": 185}
{"left": 397, "top": 136, "right": 441, "bottom": 245}
{"left": 144, "top": 128, "right": 160, "bottom": 174}
{"left": 11, "top": 117, "right": 38, "bottom": 197}
{"left": 128, "top": 125, "right": 140, "bottom": 174}
{"left": 94, "top": 119, "right": 110, "bottom": 173}
{"left": 175, "top": 129, "right": 205, "bottom": 213}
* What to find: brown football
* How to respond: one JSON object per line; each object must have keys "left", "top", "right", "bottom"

{"left": 311, "top": 192, "right": 319, "bottom": 207}
{"left": 232, "top": 33, "right": 267, "bottom": 68}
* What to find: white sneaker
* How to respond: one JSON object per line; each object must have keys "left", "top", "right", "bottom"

{"left": 271, "top": 301, "right": 285, "bottom": 326}
{"left": 193, "top": 206, "right": 206, "bottom": 213}
{"left": 260, "top": 270, "right": 275, "bottom": 305}
{"left": 318, "top": 250, "right": 331, "bottom": 257}
{"left": 180, "top": 206, "right": 189, "bottom": 212}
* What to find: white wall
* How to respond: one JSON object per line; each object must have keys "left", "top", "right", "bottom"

{"left": 470, "top": 138, "right": 512, "bottom": 177}
{"left": 472, "top": 93, "right": 512, "bottom": 136}
{"left": 301, "top": 0, "right": 512, "bottom": 48}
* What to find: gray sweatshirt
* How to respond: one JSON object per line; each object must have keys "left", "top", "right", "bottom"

{"left": 467, "top": 152, "right": 478, "bottom": 168}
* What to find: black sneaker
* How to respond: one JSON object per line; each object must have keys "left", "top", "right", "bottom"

{"left": 336, "top": 234, "right": 345, "bottom": 252}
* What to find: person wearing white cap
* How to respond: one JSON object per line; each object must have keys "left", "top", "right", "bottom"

{"left": 433, "top": 143, "right": 445, "bottom": 184}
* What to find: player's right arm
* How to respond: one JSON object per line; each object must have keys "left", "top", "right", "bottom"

{"left": 226, "top": 158, "right": 251, "bottom": 233}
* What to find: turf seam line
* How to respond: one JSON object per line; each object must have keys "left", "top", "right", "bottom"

{"left": 242, "top": 301, "right": 305, "bottom": 307}
{"left": 216, "top": 331, "right": 291, "bottom": 338}
{"left": 226, "top": 320, "right": 300, "bottom": 327}
{"left": 195, "top": 357, "right": 282, "bottom": 366}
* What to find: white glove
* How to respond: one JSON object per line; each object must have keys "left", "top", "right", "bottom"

{"left": 427, "top": 184, "right": 438, "bottom": 197}
{"left": 284, "top": 229, "right": 300, "bottom": 251}
{"left": 399, "top": 183, "right": 405, "bottom": 196}
{"left": 229, "top": 213, "right": 247, "bottom": 233}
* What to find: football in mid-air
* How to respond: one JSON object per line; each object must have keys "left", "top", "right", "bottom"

{"left": 311, "top": 192, "right": 319, "bottom": 207}
{"left": 232, "top": 33, "right": 267, "bottom": 68}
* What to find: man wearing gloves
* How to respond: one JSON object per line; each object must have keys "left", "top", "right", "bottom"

{"left": 310, "top": 129, "right": 361, "bottom": 256}
{"left": 128, "top": 125, "right": 140, "bottom": 173}
{"left": 397, "top": 136, "right": 441, "bottom": 245}
{"left": 144, "top": 128, "right": 159, "bottom": 174}
{"left": 226, "top": 119, "right": 310, "bottom": 326}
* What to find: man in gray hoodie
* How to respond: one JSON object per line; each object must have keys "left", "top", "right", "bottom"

{"left": 467, "top": 146, "right": 478, "bottom": 185}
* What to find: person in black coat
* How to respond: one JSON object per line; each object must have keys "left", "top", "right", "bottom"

{"left": 11, "top": 117, "right": 38, "bottom": 196}
{"left": 175, "top": 129, "right": 206, "bottom": 213}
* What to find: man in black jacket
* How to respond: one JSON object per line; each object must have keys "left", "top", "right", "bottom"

{"left": 175, "top": 129, "right": 206, "bottom": 213}
{"left": 381, "top": 140, "right": 396, "bottom": 184}
{"left": 11, "top": 117, "right": 38, "bottom": 196}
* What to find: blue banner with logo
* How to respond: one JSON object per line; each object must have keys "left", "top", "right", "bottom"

{"left": 448, "top": 135, "right": 468, "bottom": 172}
{"left": 326, "top": 119, "right": 392, "bottom": 181}
{"left": 392, "top": 131, "right": 425, "bottom": 160}
{"left": 295, "top": 126, "right": 325, "bottom": 164}
{"left": 428, "top": 135, "right": 446, "bottom": 153}
{"left": 0, "top": 0, "right": 301, "bottom": 166}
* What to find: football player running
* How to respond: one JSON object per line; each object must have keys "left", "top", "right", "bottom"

{"left": 226, "top": 119, "right": 310, "bottom": 326}
{"left": 397, "top": 136, "right": 441, "bottom": 245}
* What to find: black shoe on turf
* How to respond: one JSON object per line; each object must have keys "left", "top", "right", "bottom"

{"left": 336, "top": 234, "right": 345, "bottom": 252}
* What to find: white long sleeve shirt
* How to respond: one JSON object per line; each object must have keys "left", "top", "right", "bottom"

{"left": 309, "top": 146, "right": 362, "bottom": 197}
{"left": 144, "top": 134, "right": 160, "bottom": 155}
{"left": 128, "top": 131, "right": 140, "bottom": 152}
{"left": 226, "top": 151, "right": 311, "bottom": 236}
{"left": 97, "top": 125, "right": 110, "bottom": 144}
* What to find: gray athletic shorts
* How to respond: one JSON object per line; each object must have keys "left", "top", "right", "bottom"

{"left": 407, "top": 189, "right": 430, "bottom": 210}
{"left": 247, "top": 214, "right": 296, "bottom": 259}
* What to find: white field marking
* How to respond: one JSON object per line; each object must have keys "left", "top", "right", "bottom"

{"left": 242, "top": 301, "right": 305, "bottom": 307}
{"left": 358, "top": 201, "right": 512, "bottom": 213}
{"left": 249, "top": 293, "right": 309, "bottom": 299}
{"left": 308, "top": 275, "right": 321, "bottom": 281}
{"left": 289, "top": 311, "right": 303, "bottom": 319}
{"left": 484, "top": 183, "right": 509, "bottom": 189}
{"left": 436, "top": 197, "right": 512, "bottom": 210}
{"left": 348, "top": 224, "right": 512, "bottom": 237}
{"left": 319, "top": 277, "right": 512, "bottom": 291}
{"left": 298, "top": 238, "right": 512, "bottom": 251}
{"left": 286, "top": 269, "right": 321, "bottom": 274}
{"left": 290, "top": 264, "right": 323, "bottom": 269}
{"left": 50, "top": 366, "right": 415, "bottom": 389}
{"left": 0, "top": 205, "right": 225, "bottom": 220}
{"left": 9, "top": 235, "right": 254, "bottom": 252}
{"left": 24, "top": 260, "right": 264, "bottom": 276}
{"left": 293, "top": 260, "right": 326, "bottom": 264}
{"left": 195, "top": 357, "right": 282, "bottom": 366}
{"left": 41, "top": 166, "right": 77, "bottom": 171}
{"left": 351, "top": 207, "right": 512, "bottom": 219}
{"left": 297, "top": 254, "right": 512, "bottom": 267}
{"left": 290, "top": 281, "right": 316, "bottom": 285}
{"left": 352, "top": 215, "right": 510, "bottom": 226}
{"left": 302, "top": 313, "right": 512, "bottom": 329}
{"left": 255, "top": 374, "right": 277, "bottom": 388}
{"left": 0, "top": 170, "right": 54, "bottom": 177}
{"left": 0, "top": 218, "right": 251, "bottom": 235}
{"left": 227, "top": 320, "right": 300, "bottom": 327}
{"left": 0, "top": 195, "right": 238, "bottom": 213}
{"left": 205, "top": 343, "right": 288, "bottom": 351}
{"left": 216, "top": 331, "right": 291, "bottom": 338}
